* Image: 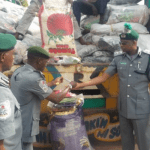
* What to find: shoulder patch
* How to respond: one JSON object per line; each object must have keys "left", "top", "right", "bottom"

{"left": 114, "top": 51, "right": 123, "bottom": 57}
{"left": 39, "top": 80, "right": 49, "bottom": 92}
{"left": 0, "top": 100, "right": 11, "bottom": 120}
{"left": 142, "top": 49, "right": 150, "bottom": 55}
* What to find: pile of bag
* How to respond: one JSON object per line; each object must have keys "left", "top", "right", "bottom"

{"left": 0, "top": 0, "right": 41, "bottom": 64}
{"left": 78, "top": 0, "right": 150, "bottom": 63}
{"left": 0, "top": 0, "right": 150, "bottom": 64}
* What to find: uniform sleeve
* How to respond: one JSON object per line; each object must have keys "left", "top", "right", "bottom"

{"left": 104, "top": 58, "right": 117, "bottom": 76}
{"left": 27, "top": 77, "right": 53, "bottom": 100}
{"left": 0, "top": 98, "right": 15, "bottom": 140}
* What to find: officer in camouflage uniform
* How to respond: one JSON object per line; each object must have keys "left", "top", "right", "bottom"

{"left": 0, "top": 33, "right": 22, "bottom": 150}
{"left": 10, "top": 46, "right": 73, "bottom": 150}
{"left": 73, "top": 23, "right": 150, "bottom": 150}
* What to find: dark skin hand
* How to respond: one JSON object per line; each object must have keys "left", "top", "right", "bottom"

{"left": 46, "top": 81, "right": 75, "bottom": 104}
{"left": 73, "top": 73, "right": 111, "bottom": 90}
{"left": 47, "top": 77, "right": 63, "bottom": 87}
{"left": 0, "top": 140, "right": 5, "bottom": 150}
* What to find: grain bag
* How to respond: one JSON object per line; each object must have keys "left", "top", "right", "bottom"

{"left": 107, "top": 5, "right": 149, "bottom": 26}
{"left": 38, "top": 0, "right": 77, "bottom": 57}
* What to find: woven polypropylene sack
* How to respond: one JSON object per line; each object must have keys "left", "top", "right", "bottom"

{"left": 106, "top": 5, "right": 149, "bottom": 26}
{"left": 49, "top": 105, "right": 94, "bottom": 150}
{"left": 38, "top": 0, "right": 78, "bottom": 57}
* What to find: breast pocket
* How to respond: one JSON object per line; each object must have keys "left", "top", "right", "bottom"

{"left": 31, "top": 113, "right": 40, "bottom": 136}
{"left": 136, "top": 92, "right": 150, "bottom": 114}
{"left": 134, "top": 65, "right": 147, "bottom": 80}
{"left": 117, "top": 64, "right": 127, "bottom": 78}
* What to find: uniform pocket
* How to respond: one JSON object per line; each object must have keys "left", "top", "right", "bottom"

{"left": 31, "top": 113, "right": 40, "bottom": 136}
{"left": 134, "top": 64, "right": 147, "bottom": 80}
{"left": 117, "top": 64, "right": 127, "bottom": 78}
{"left": 136, "top": 92, "right": 150, "bottom": 114}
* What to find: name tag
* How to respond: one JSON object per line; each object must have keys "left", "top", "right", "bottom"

{"left": 120, "top": 62, "right": 127, "bottom": 65}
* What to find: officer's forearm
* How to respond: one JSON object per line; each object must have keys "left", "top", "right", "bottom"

{"left": 47, "top": 81, "right": 55, "bottom": 87}
{"left": 46, "top": 86, "right": 71, "bottom": 104}
{"left": 0, "top": 140, "right": 5, "bottom": 150}
{"left": 74, "top": 73, "right": 111, "bottom": 89}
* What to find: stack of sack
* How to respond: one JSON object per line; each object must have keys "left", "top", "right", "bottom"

{"left": 0, "top": 0, "right": 150, "bottom": 64}
{"left": 78, "top": 0, "right": 150, "bottom": 63}
{"left": 0, "top": 0, "right": 41, "bottom": 64}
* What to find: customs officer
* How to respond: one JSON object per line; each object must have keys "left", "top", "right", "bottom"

{"left": 0, "top": 33, "right": 22, "bottom": 150}
{"left": 73, "top": 23, "right": 150, "bottom": 150}
{"left": 10, "top": 46, "right": 73, "bottom": 150}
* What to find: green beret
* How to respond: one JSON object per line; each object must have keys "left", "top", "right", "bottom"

{"left": 27, "top": 46, "right": 50, "bottom": 59}
{"left": 0, "top": 33, "right": 16, "bottom": 52}
{"left": 120, "top": 23, "right": 139, "bottom": 41}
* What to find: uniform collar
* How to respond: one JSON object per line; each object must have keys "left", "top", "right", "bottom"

{"left": 123, "top": 47, "right": 142, "bottom": 57}
{"left": 0, "top": 72, "right": 9, "bottom": 87}
{"left": 137, "top": 47, "right": 142, "bottom": 57}
{"left": 25, "top": 64, "right": 36, "bottom": 71}
{"left": 25, "top": 64, "right": 45, "bottom": 77}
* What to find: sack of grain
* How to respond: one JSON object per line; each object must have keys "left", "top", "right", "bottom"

{"left": 107, "top": 5, "right": 149, "bottom": 26}
{"left": 38, "top": 0, "right": 78, "bottom": 57}
{"left": 109, "top": 0, "right": 141, "bottom": 5}
{"left": 0, "top": 11, "right": 18, "bottom": 33}
{"left": 91, "top": 22, "right": 149, "bottom": 36}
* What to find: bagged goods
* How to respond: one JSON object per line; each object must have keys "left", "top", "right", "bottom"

{"left": 97, "top": 36, "right": 121, "bottom": 52}
{"left": 106, "top": 5, "right": 149, "bottom": 26}
{"left": 109, "top": 0, "right": 141, "bottom": 5}
{"left": 38, "top": 0, "right": 78, "bottom": 57}
{"left": 91, "top": 35, "right": 103, "bottom": 46}
{"left": 75, "top": 41, "right": 86, "bottom": 52}
{"left": 82, "top": 33, "right": 93, "bottom": 43}
{"left": 0, "top": 0, "right": 26, "bottom": 19}
{"left": 77, "top": 45, "right": 99, "bottom": 58}
{"left": 91, "top": 22, "right": 149, "bottom": 36}
{"left": 92, "top": 51, "right": 113, "bottom": 57}
{"left": 22, "top": 34, "right": 42, "bottom": 47}
{"left": 0, "top": 11, "right": 18, "bottom": 33}
{"left": 47, "top": 94, "right": 94, "bottom": 150}
{"left": 14, "top": 40, "right": 28, "bottom": 64}
{"left": 137, "top": 34, "right": 150, "bottom": 50}
{"left": 82, "top": 56, "right": 113, "bottom": 63}
{"left": 27, "top": 22, "right": 41, "bottom": 37}
{"left": 80, "top": 15, "right": 100, "bottom": 30}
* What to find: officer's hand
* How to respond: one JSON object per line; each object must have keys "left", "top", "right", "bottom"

{"left": 54, "top": 77, "right": 63, "bottom": 86}
{"left": 72, "top": 82, "right": 82, "bottom": 90}
{"left": 92, "top": 5, "right": 98, "bottom": 16}
{"left": 0, "top": 142, "right": 5, "bottom": 150}
{"left": 69, "top": 81, "right": 77, "bottom": 88}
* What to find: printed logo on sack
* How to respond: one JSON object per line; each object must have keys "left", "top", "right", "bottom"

{"left": 84, "top": 113, "right": 121, "bottom": 142}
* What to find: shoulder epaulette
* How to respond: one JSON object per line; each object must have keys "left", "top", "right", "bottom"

{"left": 0, "top": 77, "right": 9, "bottom": 87}
{"left": 114, "top": 51, "right": 124, "bottom": 57}
{"left": 142, "top": 49, "right": 150, "bottom": 55}
{"left": 33, "top": 70, "right": 45, "bottom": 78}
